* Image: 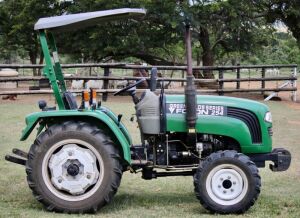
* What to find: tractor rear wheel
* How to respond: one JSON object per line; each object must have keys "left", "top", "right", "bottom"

{"left": 26, "top": 121, "right": 123, "bottom": 213}
{"left": 194, "top": 150, "right": 261, "bottom": 214}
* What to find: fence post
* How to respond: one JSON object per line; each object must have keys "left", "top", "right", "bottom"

{"left": 102, "top": 67, "right": 110, "bottom": 101}
{"left": 89, "top": 67, "right": 92, "bottom": 76}
{"left": 16, "top": 67, "right": 19, "bottom": 88}
{"left": 218, "top": 70, "right": 224, "bottom": 96}
{"left": 291, "top": 67, "right": 297, "bottom": 102}
{"left": 261, "top": 68, "right": 265, "bottom": 95}
{"left": 236, "top": 64, "right": 240, "bottom": 89}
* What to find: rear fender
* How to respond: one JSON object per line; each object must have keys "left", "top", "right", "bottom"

{"left": 20, "top": 110, "right": 132, "bottom": 164}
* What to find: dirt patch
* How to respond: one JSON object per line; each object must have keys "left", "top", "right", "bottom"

{"left": 284, "top": 101, "right": 300, "bottom": 110}
{"left": 288, "top": 120, "right": 300, "bottom": 125}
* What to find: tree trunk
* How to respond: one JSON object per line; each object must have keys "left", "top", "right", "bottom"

{"left": 197, "top": 27, "right": 218, "bottom": 89}
{"left": 37, "top": 51, "right": 44, "bottom": 76}
{"left": 193, "top": 50, "right": 203, "bottom": 80}
{"left": 199, "top": 27, "right": 215, "bottom": 78}
{"left": 29, "top": 50, "right": 37, "bottom": 76}
{"left": 202, "top": 49, "right": 214, "bottom": 79}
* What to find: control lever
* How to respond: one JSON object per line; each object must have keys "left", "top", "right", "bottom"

{"left": 127, "top": 86, "right": 139, "bottom": 104}
{"left": 130, "top": 115, "right": 135, "bottom": 122}
{"left": 38, "top": 100, "right": 56, "bottom": 111}
{"left": 117, "top": 114, "right": 123, "bottom": 126}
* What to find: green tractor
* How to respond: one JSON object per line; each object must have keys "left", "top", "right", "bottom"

{"left": 5, "top": 8, "right": 291, "bottom": 214}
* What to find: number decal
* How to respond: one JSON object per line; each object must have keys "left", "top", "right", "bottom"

{"left": 166, "top": 103, "right": 227, "bottom": 116}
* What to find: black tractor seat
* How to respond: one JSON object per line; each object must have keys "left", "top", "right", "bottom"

{"left": 63, "top": 91, "right": 78, "bottom": 109}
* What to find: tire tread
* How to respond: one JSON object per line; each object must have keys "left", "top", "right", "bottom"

{"left": 193, "top": 150, "right": 261, "bottom": 214}
{"left": 25, "top": 121, "right": 123, "bottom": 213}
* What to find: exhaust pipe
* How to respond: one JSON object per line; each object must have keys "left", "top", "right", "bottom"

{"left": 184, "top": 24, "right": 197, "bottom": 135}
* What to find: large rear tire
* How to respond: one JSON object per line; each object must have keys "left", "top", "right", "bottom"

{"left": 194, "top": 150, "right": 261, "bottom": 214}
{"left": 26, "top": 121, "right": 123, "bottom": 213}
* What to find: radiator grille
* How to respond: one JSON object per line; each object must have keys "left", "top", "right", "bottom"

{"left": 227, "top": 107, "right": 262, "bottom": 144}
{"left": 268, "top": 127, "right": 273, "bottom": 136}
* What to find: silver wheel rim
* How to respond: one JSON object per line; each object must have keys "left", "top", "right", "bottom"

{"left": 205, "top": 164, "right": 248, "bottom": 206}
{"left": 42, "top": 139, "right": 104, "bottom": 201}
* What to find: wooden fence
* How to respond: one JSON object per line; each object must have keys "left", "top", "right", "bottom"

{"left": 0, "top": 63, "right": 297, "bottom": 102}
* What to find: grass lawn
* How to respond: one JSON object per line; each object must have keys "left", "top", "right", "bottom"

{"left": 0, "top": 95, "right": 299, "bottom": 218}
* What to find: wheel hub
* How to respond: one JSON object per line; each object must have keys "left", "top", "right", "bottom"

{"left": 67, "top": 163, "right": 80, "bottom": 176}
{"left": 222, "top": 179, "right": 232, "bottom": 189}
{"left": 48, "top": 144, "right": 99, "bottom": 195}
{"left": 211, "top": 169, "right": 243, "bottom": 201}
{"left": 206, "top": 164, "right": 249, "bottom": 206}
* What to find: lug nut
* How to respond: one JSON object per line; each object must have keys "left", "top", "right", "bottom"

{"left": 58, "top": 178, "right": 62, "bottom": 183}
{"left": 231, "top": 189, "right": 234, "bottom": 192}
{"left": 218, "top": 185, "right": 221, "bottom": 188}
{"left": 223, "top": 190, "right": 226, "bottom": 194}
{"left": 220, "top": 178, "right": 223, "bottom": 181}
{"left": 68, "top": 151, "right": 73, "bottom": 156}
{"left": 87, "top": 175, "right": 91, "bottom": 179}
{"left": 228, "top": 176, "right": 231, "bottom": 179}
{"left": 233, "top": 181, "right": 236, "bottom": 185}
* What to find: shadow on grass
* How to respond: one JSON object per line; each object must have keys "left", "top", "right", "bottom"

{"left": 99, "top": 191, "right": 209, "bottom": 215}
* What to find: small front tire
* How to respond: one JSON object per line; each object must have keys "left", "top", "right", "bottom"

{"left": 194, "top": 150, "right": 261, "bottom": 214}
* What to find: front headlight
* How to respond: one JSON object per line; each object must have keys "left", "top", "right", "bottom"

{"left": 264, "top": 111, "right": 272, "bottom": 123}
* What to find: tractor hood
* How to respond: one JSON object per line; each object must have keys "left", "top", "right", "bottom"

{"left": 165, "top": 95, "right": 269, "bottom": 117}
{"left": 165, "top": 95, "right": 272, "bottom": 154}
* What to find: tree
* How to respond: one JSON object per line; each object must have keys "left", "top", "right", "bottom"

{"left": 0, "top": 0, "right": 68, "bottom": 75}
{"left": 56, "top": 0, "right": 273, "bottom": 79}
{"left": 0, "top": 0, "right": 285, "bottom": 80}
{"left": 244, "top": 32, "right": 300, "bottom": 65}
{"left": 184, "top": 0, "right": 272, "bottom": 78}
{"left": 56, "top": 0, "right": 184, "bottom": 66}
{"left": 254, "top": 0, "right": 300, "bottom": 48}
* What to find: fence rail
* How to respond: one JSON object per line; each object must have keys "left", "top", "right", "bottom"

{"left": 0, "top": 76, "right": 297, "bottom": 83}
{"left": 0, "top": 63, "right": 297, "bottom": 101}
{"left": 0, "top": 88, "right": 296, "bottom": 96}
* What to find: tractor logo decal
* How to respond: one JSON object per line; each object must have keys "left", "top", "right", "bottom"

{"left": 166, "top": 103, "right": 227, "bottom": 116}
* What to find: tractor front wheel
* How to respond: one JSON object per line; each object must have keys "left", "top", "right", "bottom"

{"left": 194, "top": 150, "right": 261, "bottom": 214}
{"left": 26, "top": 121, "right": 123, "bottom": 213}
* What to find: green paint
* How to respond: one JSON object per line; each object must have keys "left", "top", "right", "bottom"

{"left": 30, "top": 30, "right": 134, "bottom": 164}
{"left": 25, "top": 27, "right": 273, "bottom": 166}
{"left": 39, "top": 30, "right": 65, "bottom": 109}
{"left": 166, "top": 95, "right": 272, "bottom": 153}
{"left": 21, "top": 109, "right": 132, "bottom": 164}
{"left": 100, "top": 106, "right": 132, "bottom": 144}
{"left": 47, "top": 32, "right": 67, "bottom": 93}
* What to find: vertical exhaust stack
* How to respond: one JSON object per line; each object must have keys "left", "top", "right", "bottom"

{"left": 184, "top": 24, "right": 197, "bottom": 135}
{"left": 150, "top": 67, "right": 158, "bottom": 92}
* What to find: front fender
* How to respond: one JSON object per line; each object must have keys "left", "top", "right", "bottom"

{"left": 21, "top": 110, "right": 132, "bottom": 164}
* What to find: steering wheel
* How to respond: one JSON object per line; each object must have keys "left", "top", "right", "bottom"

{"left": 113, "top": 78, "right": 147, "bottom": 96}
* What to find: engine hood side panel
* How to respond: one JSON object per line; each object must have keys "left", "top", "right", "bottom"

{"left": 165, "top": 95, "right": 272, "bottom": 153}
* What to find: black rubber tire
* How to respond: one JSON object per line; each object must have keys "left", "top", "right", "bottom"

{"left": 26, "top": 121, "right": 123, "bottom": 213}
{"left": 193, "top": 150, "right": 261, "bottom": 214}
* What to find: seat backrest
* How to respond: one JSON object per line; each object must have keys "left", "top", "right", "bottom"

{"left": 63, "top": 91, "right": 78, "bottom": 109}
